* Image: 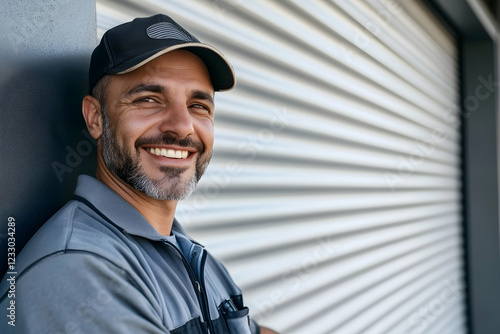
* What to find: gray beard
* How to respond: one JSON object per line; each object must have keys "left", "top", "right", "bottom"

{"left": 100, "top": 109, "right": 210, "bottom": 201}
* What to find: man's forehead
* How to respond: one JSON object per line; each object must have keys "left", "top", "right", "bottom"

{"left": 106, "top": 72, "right": 211, "bottom": 98}
{"left": 112, "top": 79, "right": 215, "bottom": 103}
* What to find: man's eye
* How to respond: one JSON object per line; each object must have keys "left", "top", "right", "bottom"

{"left": 191, "top": 104, "right": 209, "bottom": 111}
{"left": 135, "top": 97, "right": 157, "bottom": 103}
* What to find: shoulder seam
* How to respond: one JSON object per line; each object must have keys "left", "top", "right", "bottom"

{"left": 65, "top": 200, "right": 79, "bottom": 249}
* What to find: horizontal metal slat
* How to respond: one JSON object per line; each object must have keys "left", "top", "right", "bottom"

{"left": 290, "top": 0, "right": 458, "bottom": 109}
{"left": 229, "top": 217, "right": 460, "bottom": 289}
{"left": 334, "top": 0, "right": 457, "bottom": 91}
{"left": 214, "top": 92, "right": 462, "bottom": 148}
{"left": 319, "top": 257, "right": 462, "bottom": 334}
{"left": 264, "top": 243, "right": 462, "bottom": 332}
{"left": 179, "top": 191, "right": 460, "bottom": 230}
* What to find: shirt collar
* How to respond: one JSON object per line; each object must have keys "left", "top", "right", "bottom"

{"left": 74, "top": 175, "right": 188, "bottom": 242}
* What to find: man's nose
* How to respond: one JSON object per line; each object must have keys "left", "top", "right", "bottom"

{"left": 158, "top": 103, "right": 195, "bottom": 139}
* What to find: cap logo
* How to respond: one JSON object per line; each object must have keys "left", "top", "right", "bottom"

{"left": 146, "top": 22, "right": 192, "bottom": 41}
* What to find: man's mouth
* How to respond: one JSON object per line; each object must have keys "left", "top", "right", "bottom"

{"left": 147, "top": 147, "right": 189, "bottom": 159}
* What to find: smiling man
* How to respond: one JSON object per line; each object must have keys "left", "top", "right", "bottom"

{"left": 85, "top": 49, "right": 216, "bottom": 236}
{"left": 0, "top": 14, "right": 277, "bottom": 334}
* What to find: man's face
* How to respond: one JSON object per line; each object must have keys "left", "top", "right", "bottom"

{"left": 99, "top": 50, "right": 215, "bottom": 201}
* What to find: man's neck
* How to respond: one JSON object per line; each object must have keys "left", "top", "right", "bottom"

{"left": 96, "top": 162, "right": 177, "bottom": 236}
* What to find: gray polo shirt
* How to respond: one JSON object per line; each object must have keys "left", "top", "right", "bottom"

{"left": 0, "top": 175, "right": 258, "bottom": 333}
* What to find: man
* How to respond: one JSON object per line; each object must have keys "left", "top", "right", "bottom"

{"left": 0, "top": 14, "right": 278, "bottom": 334}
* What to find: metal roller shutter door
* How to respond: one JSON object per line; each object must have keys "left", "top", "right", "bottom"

{"left": 97, "top": 1, "right": 465, "bottom": 333}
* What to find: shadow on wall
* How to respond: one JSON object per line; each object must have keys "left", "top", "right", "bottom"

{"left": 0, "top": 56, "right": 96, "bottom": 277}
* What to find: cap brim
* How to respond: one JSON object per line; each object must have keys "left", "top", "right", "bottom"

{"left": 113, "top": 42, "right": 235, "bottom": 92}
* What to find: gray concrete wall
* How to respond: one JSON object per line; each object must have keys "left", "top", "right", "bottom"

{"left": 0, "top": 0, "right": 97, "bottom": 276}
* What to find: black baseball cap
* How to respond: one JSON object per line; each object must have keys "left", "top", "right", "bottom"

{"left": 88, "top": 14, "right": 235, "bottom": 94}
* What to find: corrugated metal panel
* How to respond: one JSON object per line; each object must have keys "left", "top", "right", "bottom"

{"left": 96, "top": 1, "right": 465, "bottom": 333}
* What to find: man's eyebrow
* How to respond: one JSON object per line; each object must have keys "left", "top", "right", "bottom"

{"left": 191, "top": 90, "right": 214, "bottom": 106}
{"left": 125, "top": 84, "right": 164, "bottom": 97}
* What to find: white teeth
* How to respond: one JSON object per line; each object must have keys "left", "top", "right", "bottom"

{"left": 148, "top": 147, "right": 189, "bottom": 159}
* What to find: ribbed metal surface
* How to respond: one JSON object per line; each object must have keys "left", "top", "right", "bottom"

{"left": 96, "top": 1, "right": 465, "bottom": 333}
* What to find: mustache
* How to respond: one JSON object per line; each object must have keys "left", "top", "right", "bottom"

{"left": 135, "top": 134, "right": 204, "bottom": 152}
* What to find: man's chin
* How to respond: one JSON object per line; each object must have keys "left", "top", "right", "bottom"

{"left": 133, "top": 174, "right": 198, "bottom": 201}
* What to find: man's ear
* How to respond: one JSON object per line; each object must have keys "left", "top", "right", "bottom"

{"left": 82, "top": 95, "right": 103, "bottom": 140}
